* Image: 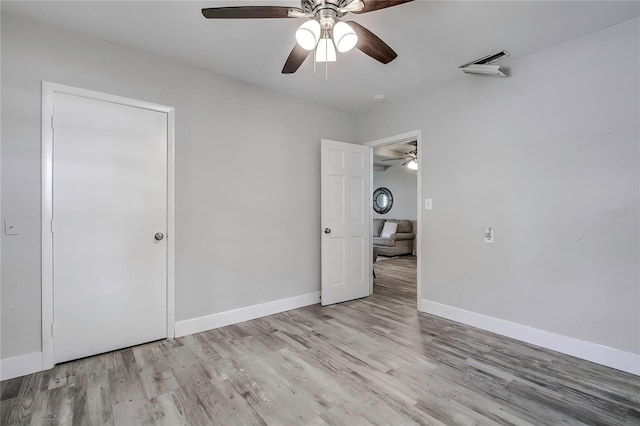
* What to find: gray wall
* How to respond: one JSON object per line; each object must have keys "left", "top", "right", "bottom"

{"left": 0, "top": 13, "right": 356, "bottom": 359}
{"left": 373, "top": 165, "right": 417, "bottom": 220}
{"left": 358, "top": 18, "right": 640, "bottom": 354}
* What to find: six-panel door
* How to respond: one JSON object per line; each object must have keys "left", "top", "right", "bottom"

{"left": 320, "top": 140, "right": 371, "bottom": 306}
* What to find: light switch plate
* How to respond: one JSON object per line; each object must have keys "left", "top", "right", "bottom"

{"left": 484, "top": 228, "right": 494, "bottom": 243}
{"left": 4, "top": 219, "right": 20, "bottom": 236}
{"left": 425, "top": 198, "right": 432, "bottom": 210}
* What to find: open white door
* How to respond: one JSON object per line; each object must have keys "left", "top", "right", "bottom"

{"left": 321, "top": 139, "right": 371, "bottom": 306}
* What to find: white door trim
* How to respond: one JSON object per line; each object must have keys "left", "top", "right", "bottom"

{"left": 41, "top": 81, "right": 176, "bottom": 370}
{"left": 364, "top": 130, "right": 422, "bottom": 307}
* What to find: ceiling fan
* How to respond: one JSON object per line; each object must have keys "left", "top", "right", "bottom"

{"left": 380, "top": 141, "right": 418, "bottom": 168}
{"left": 201, "top": 0, "right": 413, "bottom": 74}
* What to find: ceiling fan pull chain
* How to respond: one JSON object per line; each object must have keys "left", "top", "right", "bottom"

{"left": 325, "top": 59, "right": 329, "bottom": 82}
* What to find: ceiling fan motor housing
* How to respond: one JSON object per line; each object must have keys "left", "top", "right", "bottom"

{"left": 301, "top": 0, "right": 352, "bottom": 18}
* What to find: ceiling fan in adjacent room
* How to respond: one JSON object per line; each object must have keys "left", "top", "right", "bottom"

{"left": 381, "top": 141, "right": 418, "bottom": 169}
{"left": 201, "top": 0, "right": 413, "bottom": 74}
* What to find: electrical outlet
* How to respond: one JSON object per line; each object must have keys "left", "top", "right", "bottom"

{"left": 484, "top": 227, "right": 494, "bottom": 243}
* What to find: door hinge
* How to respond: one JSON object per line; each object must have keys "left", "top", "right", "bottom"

{"left": 51, "top": 323, "right": 54, "bottom": 336}
{"left": 51, "top": 115, "right": 55, "bottom": 129}
{"left": 50, "top": 219, "right": 54, "bottom": 233}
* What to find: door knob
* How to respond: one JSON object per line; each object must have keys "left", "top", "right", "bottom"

{"left": 154, "top": 232, "right": 164, "bottom": 241}
{"left": 324, "top": 228, "right": 331, "bottom": 234}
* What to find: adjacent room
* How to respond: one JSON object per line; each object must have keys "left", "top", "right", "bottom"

{"left": 1, "top": 0, "right": 639, "bottom": 424}
{"left": 371, "top": 140, "right": 418, "bottom": 303}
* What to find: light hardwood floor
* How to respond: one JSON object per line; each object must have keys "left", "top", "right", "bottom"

{"left": 2, "top": 256, "right": 639, "bottom": 425}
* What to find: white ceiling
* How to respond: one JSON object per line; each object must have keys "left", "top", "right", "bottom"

{"left": 3, "top": 1, "right": 639, "bottom": 114}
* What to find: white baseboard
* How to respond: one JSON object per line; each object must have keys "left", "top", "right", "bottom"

{"left": 0, "top": 352, "right": 43, "bottom": 381}
{"left": 1, "top": 293, "right": 320, "bottom": 380}
{"left": 420, "top": 299, "right": 640, "bottom": 376}
{"left": 175, "top": 292, "right": 321, "bottom": 338}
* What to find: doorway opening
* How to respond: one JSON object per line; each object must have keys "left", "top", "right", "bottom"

{"left": 365, "top": 131, "right": 422, "bottom": 309}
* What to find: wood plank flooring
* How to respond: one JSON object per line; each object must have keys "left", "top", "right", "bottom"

{"left": 2, "top": 255, "right": 639, "bottom": 425}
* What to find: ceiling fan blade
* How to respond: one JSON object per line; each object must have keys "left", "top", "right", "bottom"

{"left": 347, "top": 21, "right": 397, "bottom": 64}
{"left": 381, "top": 157, "right": 410, "bottom": 161}
{"left": 282, "top": 44, "right": 312, "bottom": 74}
{"left": 287, "top": 9, "right": 314, "bottom": 18}
{"left": 338, "top": 0, "right": 365, "bottom": 13}
{"left": 352, "top": 0, "right": 413, "bottom": 14}
{"left": 202, "top": 6, "right": 296, "bottom": 19}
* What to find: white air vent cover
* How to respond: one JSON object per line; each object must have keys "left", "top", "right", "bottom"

{"left": 459, "top": 50, "right": 510, "bottom": 77}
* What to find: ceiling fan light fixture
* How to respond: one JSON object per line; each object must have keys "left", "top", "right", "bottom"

{"left": 406, "top": 160, "right": 418, "bottom": 170}
{"left": 295, "top": 20, "right": 321, "bottom": 50}
{"left": 316, "top": 36, "right": 337, "bottom": 62}
{"left": 333, "top": 21, "right": 358, "bottom": 53}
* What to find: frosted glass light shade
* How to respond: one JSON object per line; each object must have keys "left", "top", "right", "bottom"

{"left": 333, "top": 22, "right": 358, "bottom": 53}
{"left": 316, "top": 37, "right": 336, "bottom": 62}
{"left": 406, "top": 160, "right": 418, "bottom": 170}
{"left": 295, "top": 20, "right": 321, "bottom": 50}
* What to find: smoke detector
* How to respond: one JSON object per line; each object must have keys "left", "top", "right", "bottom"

{"left": 459, "top": 50, "right": 510, "bottom": 77}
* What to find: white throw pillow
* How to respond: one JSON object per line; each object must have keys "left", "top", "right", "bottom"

{"left": 380, "top": 221, "right": 398, "bottom": 238}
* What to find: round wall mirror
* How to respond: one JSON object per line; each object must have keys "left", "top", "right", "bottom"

{"left": 373, "top": 187, "right": 393, "bottom": 214}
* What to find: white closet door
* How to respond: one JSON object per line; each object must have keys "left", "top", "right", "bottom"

{"left": 53, "top": 92, "right": 167, "bottom": 363}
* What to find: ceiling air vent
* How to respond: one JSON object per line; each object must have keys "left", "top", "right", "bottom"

{"left": 459, "top": 50, "right": 510, "bottom": 77}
